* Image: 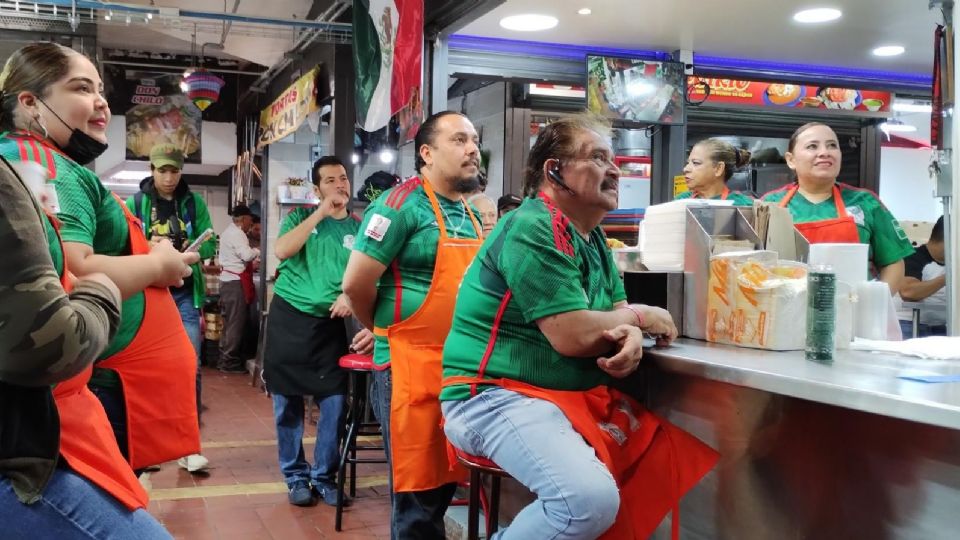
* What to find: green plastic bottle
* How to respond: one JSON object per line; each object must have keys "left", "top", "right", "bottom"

{"left": 806, "top": 266, "right": 837, "bottom": 363}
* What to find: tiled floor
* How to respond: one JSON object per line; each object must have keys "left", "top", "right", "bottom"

{"left": 143, "top": 367, "right": 391, "bottom": 540}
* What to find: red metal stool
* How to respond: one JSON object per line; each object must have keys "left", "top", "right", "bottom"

{"left": 455, "top": 448, "right": 510, "bottom": 540}
{"left": 335, "top": 353, "right": 387, "bottom": 531}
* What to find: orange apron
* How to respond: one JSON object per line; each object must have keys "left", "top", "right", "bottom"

{"left": 374, "top": 179, "right": 482, "bottom": 492}
{"left": 779, "top": 185, "right": 861, "bottom": 244}
{"left": 47, "top": 213, "right": 148, "bottom": 510}
{"left": 444, "top": 376, "right": 719, "bottom": 540}
{"left": 94, "top": 195, "right": 200, "bottom": 469}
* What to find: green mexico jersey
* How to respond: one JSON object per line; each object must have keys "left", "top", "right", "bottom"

{"left": 676, "top": 189, "right": 754, "bottom": 206}
{"left": 440, "top": 196, "right": 627, "bottom": 401}
{"left": 274, "top": 207, "right": 360, "bottom": 317}
{"left": 352, "top": 177, "right": 480, "bottom": 367}
{"left": 762, "top": 183, "right": 914, "bottom": 267}
{"left": 0, "top": 133, "right": 145, "bottom": 360}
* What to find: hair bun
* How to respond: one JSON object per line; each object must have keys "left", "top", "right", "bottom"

{"left": 735, "top": 149, "right": 752, "bottom": 168}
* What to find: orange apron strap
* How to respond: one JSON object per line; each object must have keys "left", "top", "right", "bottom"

{"left": 720, "top": 187, "right": 730, "bottom": 201}
{"left": 778, "top": 186, "right": 797, "bottom": 208}
{"left": 832, "top": 185, "right": 848, "bottom": 216}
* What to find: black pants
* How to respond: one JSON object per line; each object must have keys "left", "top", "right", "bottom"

{"left": 218, "top": 280, "right": 248, "bottom": 369}
{"left": 371, "top": 368, "right": 457, "bottom": 540}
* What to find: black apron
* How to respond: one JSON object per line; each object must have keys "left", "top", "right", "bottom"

{"left": 262, "top": 295, "right": 348, "bottom": 396}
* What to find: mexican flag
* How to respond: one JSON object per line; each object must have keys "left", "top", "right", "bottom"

{"left": 353, "top": 0, "right": 424, "bottom": 132}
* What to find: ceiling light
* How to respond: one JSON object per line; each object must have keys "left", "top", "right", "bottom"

{"left": 351, "top": 153, "right": 360, "bottom": 165}
{"left": 379, "top": 150, "right": 395, "bottom": 164}
{"left": 578, "top": 8, "right": 591, "bottom": 15}
{"left": 872, "top": 45, "right": 905, "bottom": 57}
{"left": 499, "top": 14, "right": 559, "bottom": 32}
{"left": 892, "top": 102, "right": 933, "bottom": 113}
{"left": 879, "top": 119, "right": 917, "bottom": 133}
{"left": 793, "top": 8, "right": 842, "bottom": 24}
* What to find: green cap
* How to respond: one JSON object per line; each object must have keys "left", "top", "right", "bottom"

{"left": 149, "top": 143, "right": 184, "bottom": 169}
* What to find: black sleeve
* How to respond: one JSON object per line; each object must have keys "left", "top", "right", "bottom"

{"left": 902, "top": 248, "right": 928, "bottom": 280}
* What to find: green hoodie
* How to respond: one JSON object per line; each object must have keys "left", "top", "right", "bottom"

{"left": 126, "top": 176, "right": 216, "bottom": 309}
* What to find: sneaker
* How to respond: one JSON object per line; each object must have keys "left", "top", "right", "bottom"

{"left": 177, "top": 453, "right": 210, "bottom": 473}
{"left": 313, "top": 482, "right": 351, "bottom": 507}
{"left": 218, "top": 364, "right": 247, "bottom": 374}
{"left": 287, "top": 480, "right": 314, "bottom": 507}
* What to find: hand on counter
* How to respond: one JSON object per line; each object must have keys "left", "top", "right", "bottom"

{"left": 638, "top": 305, "right": 678, "bottom": 344}
{"left": 597, "top": 324, "right": 645, "bottom": 378}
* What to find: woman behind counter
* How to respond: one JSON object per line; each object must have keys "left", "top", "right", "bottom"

{"left": 761, "top": 122, "right": 914, "bottom": 290}
{"left": 677, "top": 138, "right": 754, "bottom": 205}
{"left": 0, "top": 62, "right": 176, "bottom": 538}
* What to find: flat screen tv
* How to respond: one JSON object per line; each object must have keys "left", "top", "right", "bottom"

{"left": 586, "top": 55, "right": 685, "bottom": 125}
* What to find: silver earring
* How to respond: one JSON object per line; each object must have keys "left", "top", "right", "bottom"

{"left": 34, "top": 113, "right": 48, "bottom": 139}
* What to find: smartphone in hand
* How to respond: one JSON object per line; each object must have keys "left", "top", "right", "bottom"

{"left": 183, "top": 228, "right": 214, "bottom": 253}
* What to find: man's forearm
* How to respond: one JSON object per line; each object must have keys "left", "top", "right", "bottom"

{"left": 344, "top": 284, "right": 377, "bottom": 330}
{"left": 275, "top": 212, "right": 323, "bottom": 260}
{"left": 901, "top": 276, "right": 947, "bottom": 301}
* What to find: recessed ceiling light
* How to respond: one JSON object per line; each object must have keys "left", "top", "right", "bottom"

{"left": 578, "top": 8, "right": 592, "bottom": 15}
{"left": 873, "top": 45, "right": 905, "bottom": 57}
{"left": 793, "top": 8, "right": 842, "bottom": 23}
{"left": 499, "top": 14, "right": 559, "bottom": 32}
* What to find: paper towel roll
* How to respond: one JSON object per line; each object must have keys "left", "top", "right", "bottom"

{"left": 855, "top": 281, "right": 891, "bottom": 340}
{"left": 808, "top": 243, "right": 869, "bottom": 288}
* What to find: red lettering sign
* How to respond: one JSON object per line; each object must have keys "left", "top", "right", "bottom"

{"left": 131, "top": 95, "right": 164, "bottom": 105}
{"left": 134, "top": 85, "right": 162, "bottom": 96}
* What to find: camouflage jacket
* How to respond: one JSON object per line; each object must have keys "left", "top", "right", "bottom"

{"left": 0, "top": 156, "right": 121, "bottom": 504}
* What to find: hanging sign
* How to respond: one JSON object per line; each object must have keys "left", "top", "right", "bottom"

{"left": 687, "top": 76, "right": 892, "bottom": 114}
{"left": 257, "top": 65, "right": 322, "bottom": 148}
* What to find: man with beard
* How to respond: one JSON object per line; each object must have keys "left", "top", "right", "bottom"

{"left": 343, "top": 111, "right": 484, "bottom": 539}
{"left": 264, "top": 156, "right": 374, "bottom": 506}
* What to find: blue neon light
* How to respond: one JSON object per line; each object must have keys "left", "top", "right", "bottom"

{"left": 449, "top": 34, "right": 931, "bottom": 90}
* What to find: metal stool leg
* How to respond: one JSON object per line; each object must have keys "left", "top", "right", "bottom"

{"left": 467, "top": 469, "right": 481, "bottom": 540}
{"left": 489, "top": 475, "right": 502, "bottom": 535}
{"left": 336, "top": 372, "right": 361, "bottom": 532}
{"left": 349, "top": 372, "right": 365, "bottom": 498}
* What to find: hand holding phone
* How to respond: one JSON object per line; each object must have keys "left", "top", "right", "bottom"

{"left": 183, "top": 228, "right": 214, "bottom": 253}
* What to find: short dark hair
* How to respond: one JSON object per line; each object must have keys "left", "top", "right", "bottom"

{"left": 523, "top": 114, "right": 611, "bottom": 197}
{"left": 930, "top": 215, "right": 944, "bottom": 243}
{"left": 414, "top": 110, "right": 466, "bottom": 173}
{"left": 251, "top": 214, "right": 261, "bottom": 225}
{"left": 312, "top": 155, "right": 346, "bottom": 186}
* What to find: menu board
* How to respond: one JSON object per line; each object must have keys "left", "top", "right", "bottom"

{"left": 587, "top": 55, "right": 685, "bottom": 125}
{"left": 687, "top": 77, "right": 892, "bottom": 113}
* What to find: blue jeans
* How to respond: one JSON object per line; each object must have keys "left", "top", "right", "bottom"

{"left": 171, "top": 287, "right": 202, "bottom": 417}
{"left": 899, "top": 319, "right": 947, "bottom": 339}
{"left": 272, "top": 393, "right": 346, "bottom": 488}
{"left": 0, "top": 467, "right": 171, "bottom": 539}
{"left": 371, "top": 368, "right": 457, "bottom": 540}
{"left": 442, "top": 388, "right": 620, "bottom": 540}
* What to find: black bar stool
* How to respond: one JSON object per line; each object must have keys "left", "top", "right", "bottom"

{"left": 335, "top": 353, "right": 387, "bottom": 532}
{"left": 454, "top": 447, "right": 510, "bottom": 540}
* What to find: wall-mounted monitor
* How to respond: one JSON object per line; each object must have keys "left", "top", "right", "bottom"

{"left": 586, "top": 55, "right": 685, "bottom": 125}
